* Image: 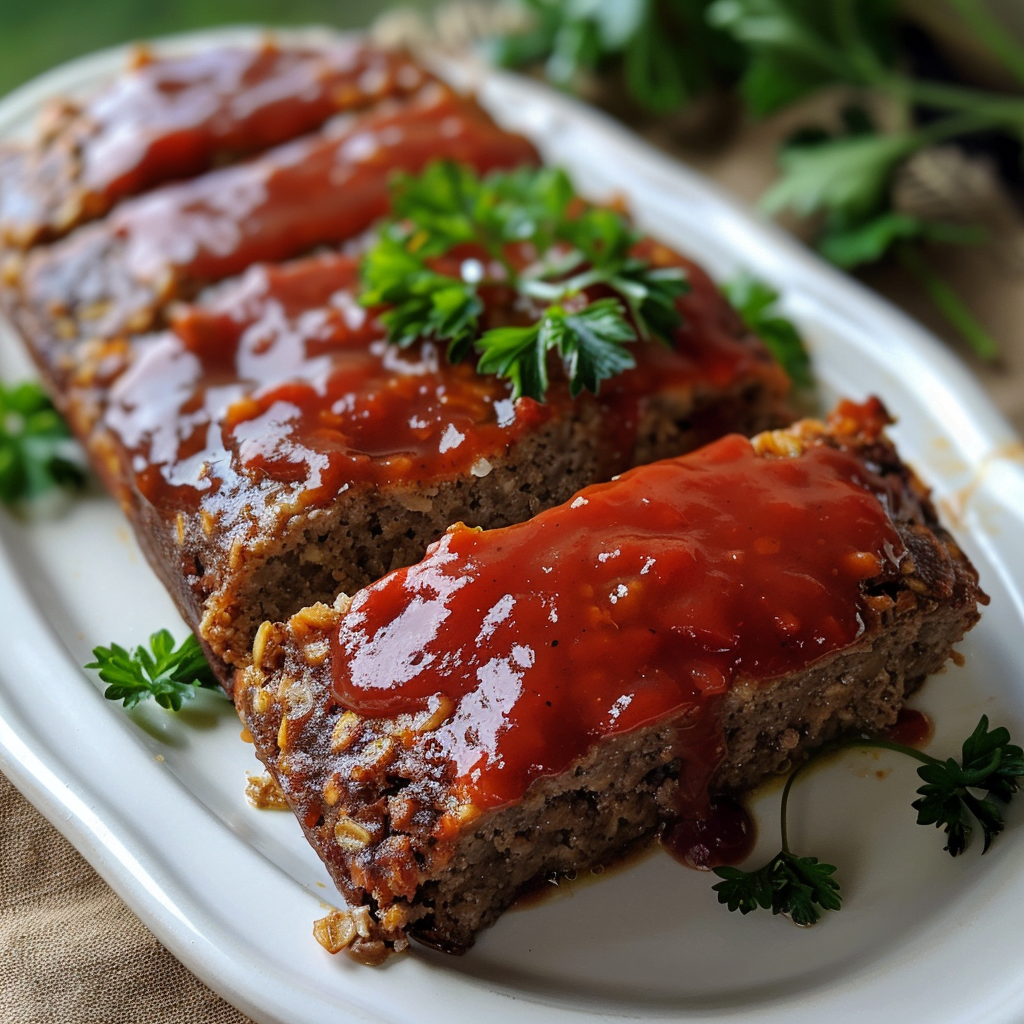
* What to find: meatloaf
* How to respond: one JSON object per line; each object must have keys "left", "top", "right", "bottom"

{"left": 0, "top": 41, "right": 429, "bottom": 248}
{"left": 3, "top": 79, "right": 539, "bottom": 376}
{"left": 92, "top": 242, "right": 790, "bottom": 686}
{"left": 0, "top": 39, "right": 792, "bottom": 690}
{"left": 235, "top": 399, "right": 984, "bottom": 961}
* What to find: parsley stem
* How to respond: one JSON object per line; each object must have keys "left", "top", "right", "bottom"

{"left": 914, "top": 108, "right": 1018, "bottom": 146}
{"left": 778, "top": 731, "right": 941, "bottom": 855}
{"left": 895, "top": 242, "right": 1000, "bottom": 360}
{"left": 946, "top": 0, "right": 1024, "bottom": 90}
{"left": 885, "top": 74, "right": 1024, "bottom": 126}
{"left": 831, "top": 735, "right": 937, "bottom": 766}
{"left": 830, "top": 0, "right": 889, "bottom": 86}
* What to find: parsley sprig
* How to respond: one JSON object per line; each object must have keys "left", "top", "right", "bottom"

{"left": 713, "top": 715, "right": 1024, "bottom": 924}
{"left": 0, "top": 379, "right": 85, "bottom": 506}
{"left": 488, "top": 0, "right": 744, "bottom": 116}
{"left": 707, "top": 0, "right": 1024, "bottom": 358}
{"left": 722, "top": 274, "right": 811, "bottom": 387}
{"left": 86, "top": 630, "right": 221, "bottom": 712}
{"left": 360, "top": 161, "right": 689, "bottom": 401}
{"left": 493, "top": 0, "right": 1024, "bottom": 357}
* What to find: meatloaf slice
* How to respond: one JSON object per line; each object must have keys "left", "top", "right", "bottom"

{"left": 90, "top": 244, "right": 791, "bottom": 685}
{"left": 235, "top": 399, "right": 984, "bottom": 960}
{"left": 3, "top": 80, "right": 538, "bottom": 358}
{"left": 0, "top": 41, "right": 429, "bottom": 248}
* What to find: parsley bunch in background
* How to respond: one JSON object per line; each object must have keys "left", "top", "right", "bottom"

{"left": 488, "top": 0, "right": 745, "bottom": 115}
{"left": 491, "top": 0, "right": 1024, "bottom": 359}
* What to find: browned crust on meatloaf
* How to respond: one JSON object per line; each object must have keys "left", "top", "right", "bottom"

{"left": 234, "top": 410, "right": 984, "bottom": 958}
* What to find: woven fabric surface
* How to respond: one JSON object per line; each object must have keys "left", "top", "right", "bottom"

{"left": 0, "top": 771, "right": 254, "bottom": 1024}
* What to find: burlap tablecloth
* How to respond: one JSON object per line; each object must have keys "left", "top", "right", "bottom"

{"left": 3, "top": 46, "right": 1024, "bottom": 1024}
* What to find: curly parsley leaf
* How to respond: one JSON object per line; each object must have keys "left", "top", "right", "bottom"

{"left": 361, "top": 161, "right": 689, "bottom": 401}
{"left": 713, "top": 852, "right": 841, "bottom": 926}
{"left": 361, "top": 231, "right": 484, "bottom": 361}
{"left": 0, "top": 379, "right": 86, "bottom": 506}
{"left": 912, "top": 715, "right": 1024, "bottom": 854}
{"left": 86, "top": 630, "right": 221, "bottom": 712}
{"left": 712, "top": 714, "right": 1024, "bottom": 925}
{"left": 722, "top": 274, "right": 811, "bottom": 387}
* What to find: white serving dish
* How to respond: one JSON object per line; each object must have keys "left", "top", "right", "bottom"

{"left": 1, "top": 26, "right": 1024, "bottom": 1024}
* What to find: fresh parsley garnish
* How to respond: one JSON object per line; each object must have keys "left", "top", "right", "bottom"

{"left": 713, "top": 715, "right": 1024, "bottom": 924}
{"left": 706, "top": 0, "right": 1024, "bottom": 357}
{"left": 86, "top": 630, "right": 221, "bottom": 712}
{"left": 910, "top": 715, "right": 1024, "bottom": 855}
{"left": 493, "top": 1, "right": 1024, "bottom": 357}
{"left": 0, "top": 379, "right": 85, "bottom": 506}
{"left": 360, "top": 161, "right": 689, "bottom": 401}
{"left": 722, "top": 274, "right": 811, "bottom": 388}
{"left": 713, "top": 852, "right": 841, "bottom": 927}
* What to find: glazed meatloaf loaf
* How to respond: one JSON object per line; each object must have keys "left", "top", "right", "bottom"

{"left": 92, "top": 240, "right": 790, "bottom": 686}
{"left": 0, "top": 42, "right": 794, "bottom": 688}
{"left": 3, "top": 78, "right": 539, "bottom": 398}
{"left": 235, "top": 399, "right": 984, "bottom": 961}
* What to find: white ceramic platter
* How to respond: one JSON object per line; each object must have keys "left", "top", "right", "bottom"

{"left": 2, "top": 26, "right": 1024, "bottom": 1024}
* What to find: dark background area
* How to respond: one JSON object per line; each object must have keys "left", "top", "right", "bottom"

{"left": 0, "top": 0, "right": 438, "bottom": 97}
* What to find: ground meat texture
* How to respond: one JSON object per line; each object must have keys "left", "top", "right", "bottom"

{"left": 86, "top": 243, "right": 790, "bottom": 686}
{"left": 235, "top": 404, "right": 984, "bottom": 957}
{"left": 0, "top": 44, "right": 794, "bottom": 692}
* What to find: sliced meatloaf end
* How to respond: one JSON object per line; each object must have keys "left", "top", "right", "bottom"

{"left": 1, "top": 79, "right": 538, "bottom": 380}
{"left": 234, "top": 399, "right": 984, "bottom": 960}
{"left": 91, "top": 245, "right": 791, "bottom": 685}
{"left": 0, "top": 42, "right": 430, "bottom": 248}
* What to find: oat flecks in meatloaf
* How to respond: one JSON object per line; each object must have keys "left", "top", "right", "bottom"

{"left": 236, "top": 399, "right": 985, "bottom": 960}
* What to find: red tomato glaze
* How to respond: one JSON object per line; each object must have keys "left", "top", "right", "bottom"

{"left": 331, "top": 432, "right": 906, "bottom": 812}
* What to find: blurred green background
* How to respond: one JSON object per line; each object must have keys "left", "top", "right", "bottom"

{"left": 0, "top": 0, "right": 439, "bottom": 97}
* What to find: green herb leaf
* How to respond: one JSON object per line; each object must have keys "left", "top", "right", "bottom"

{"left": 361, "top": 161, "right": 689, "bottom": 401}
{"left": 912, "top": 715, "right": 1024, "bottom": 854}
{"left": 86, "top": 630, "right": 221, "bottom": 712}
{"left": 817, "top": 212, "right": 987, "bottom": 269}
{"left": 490, "top": 0, "right": 744, "bottom": 115}
{"left": 723, "top": 274, "right": 811, "bottom": 387}
{"left": 762, "top": 132, "right": 919, "bottom": 221}
{"left": 708, "top": 0, "right": 897, "bottom": 116}
{"left": 0, "top": 379, "right": 86, "bottom": 506}
{"left": 713, "top": 851, "right": 841, "bottom": 926}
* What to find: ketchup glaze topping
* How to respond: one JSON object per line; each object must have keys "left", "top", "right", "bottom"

{"left": 331, "top": 431, "right": 906, "bottom": 811}
{"left": 77, "top": 44, "right": 426, "bottom": 202}
{"left": 105, "top": 238, "right": 782, "bottom": 542}
{"left": 0, "top": 44, "right": 427, "bottom": 248}
{"left": 24, "top": 83, "right": 539, "bottom": 336}
{"left": 106, "top": 253, "right": 551, "bottom": 519}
